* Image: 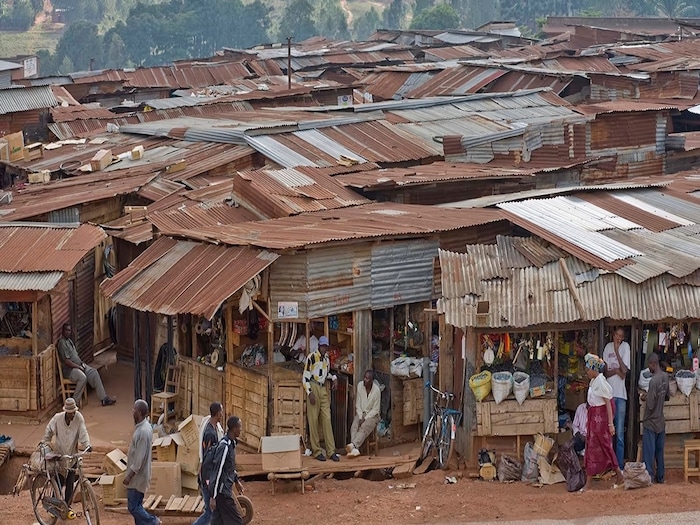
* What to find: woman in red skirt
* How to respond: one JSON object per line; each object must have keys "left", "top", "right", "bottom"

{"left": 581, "top": 353, "right": 624, "bottom": 491}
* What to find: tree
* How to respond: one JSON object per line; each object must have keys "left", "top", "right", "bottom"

{"left": 277, "top": 0, "right": 317, "bottom": 42}
{"left": 654, "top": 0, "right": 695, "bottom": 16}
{"left": 354, "top": 7, "right": 382, "bottom": 40}
{"left": 410, "top": 4, "right": 460, "bottom": 29}
{"left": 103, "top": 28, "right": 129, "bottom": 68}
{"left": 58, "top": 56, "right": 75, "bottom": 75}
{"left": 35, "top": 49, "right": 58, "bottom": 77}
{"left": 414, "top": 0, "right": 433, "bottom": 19}
{"left": 316, "top": 0, "right": 350, "bottom": 40}
{"left": 383, "top": 0, "right": 406, "bottom": 29}
{"left": 55, "top": 20, "right": 103, "bottom": 72}
{"left": 0, "top": 0, "right": 35, "bottom": 31}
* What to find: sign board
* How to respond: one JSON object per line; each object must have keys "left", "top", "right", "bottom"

{"left": 277, "top": 301, "right": 299, "bottom": 319}
{"left": 23, "top": 57, "right": 37, "bottom": 78}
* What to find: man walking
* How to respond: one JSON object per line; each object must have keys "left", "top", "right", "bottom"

{"left": 57, "top": 323, "right": 116, "bottom": 407}
{"left": 193, "top": 402, "right": 224, "bottom": 525}
{"left": 642, "top": 353, "right": 669, "bottom": 483}
{"left": 40, "top": 397, "right": 91, "bottom": 503}
{"left": 303, "top": 335, "right": 339, "bottom": 462}
{"left": 210, "top": 416, "right": 245, "bottom": 525}
{"left": 603, "top": 327, "right": 630, "bottom": 467}
{"left": 123, "top": 399, "right": 160, "bottom": 525}
{"left": 346, "top": 369, "right": 381, "bottom": 457}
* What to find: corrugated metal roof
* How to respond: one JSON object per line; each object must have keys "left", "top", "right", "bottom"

{"left": 0, "top": 272, "right": 63, "bottom": 291}
{"left": 0, "top": 224, "right": 104, "bottom": 273}
{"left": 154, "top": 202, "right": 505, "bottom": 250}
{"left": 148, "top": 201, "right": 258, "bottom": 233}
{"left": 438, "top": 247, "right": 700, "bottom": 328}
{"left": 0, "top": 60, "right": 22, "bottom": 72}
{"left": 100, "top": 236, "right": 279, "bottom": 319}
{"left": 0, "top": 85, "right": 58, "bottom": 115}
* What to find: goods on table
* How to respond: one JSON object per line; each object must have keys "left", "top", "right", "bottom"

{"left": 676, "top": 370, "right": 695, "bottom": 397}
{"left": 491, "top": 371, "right": 513, "bottom": 405}
{"left": 513, "top": 372, "right": 530, "bottom": 405}
{"left": 529, "top": 375, "right": 547, "bottom": 398}
{"left": 638, "top": 368, "right": 652, "bottom": 391}
{"left": 469, "top": 371, "right": 492, "bottom": 402}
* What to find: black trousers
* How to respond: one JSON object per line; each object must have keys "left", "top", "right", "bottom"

{"left": 212, "top": 494, "right": 242, "bottom": 525}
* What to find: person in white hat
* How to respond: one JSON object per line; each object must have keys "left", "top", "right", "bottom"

{"left": 302, "top": 335, "right": 339, "bottom": 462}
{"left": 40, "top": 397, "right": 91, "bottom": 502}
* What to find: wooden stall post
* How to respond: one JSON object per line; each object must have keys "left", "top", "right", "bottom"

{"left": 439, "top": 316, "right": 454, "bottom": 393}
{"left": 353, "top": 310, "right": 372, "bottom": 389}
{"left": 31, "top": 300, "right": 38, "bottom": 356}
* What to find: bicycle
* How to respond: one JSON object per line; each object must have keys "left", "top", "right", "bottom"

{"left": 29, "top": 445, "right": 100, "bottom": 525}
{"left": 419, "top": 382, "right": 462, "bottom": 470}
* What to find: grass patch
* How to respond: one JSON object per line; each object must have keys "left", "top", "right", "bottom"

{"left": 0, "top": 22, "right": 64, "bottom": 57}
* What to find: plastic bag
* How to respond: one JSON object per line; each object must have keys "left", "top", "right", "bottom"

{"left": 555, "top": 438, "right": 586, "bottom": 492}
{"left": 623, "top": 462, "right": 652, "bottom": 490}
{"left": 638, "top": 368, "right": 652, "bottom": 391}
{"left": 521, "top": 442, "right": 539, "bottom": 482}
{"left": 676, "top": 370, "right": 695, "bottom": 397}
{"left": 390, "top": 357, "right": 410, "bottom": 378}
{"left": 497, "top": 454, "right": 522, "bottom": 482}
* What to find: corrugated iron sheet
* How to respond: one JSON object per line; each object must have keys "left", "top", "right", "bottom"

{"left": 268, "top": 253, "right": 310, "bottom": 320}
{"left": 0, "top": 271, "right": 63, "bottom": 291}
{"left": 371, "top": 239, "right": 437, "bottom": 308}
{"left": 406, "top": 66, "right": 507, "bottom": 98}
{"left": 148, "top": 201, "right": 258, "bottom": 233}
{"left": 0, "top": 224, "right": 104, "bottom": 273}
{"left": 101, "top": 236, "right": 279, "bottom": 319}
{"left": 0, "top": 85, "right": 58, "bottom": 115}
{"left": 165, "top": 203, "right": 505, "bottom": 250}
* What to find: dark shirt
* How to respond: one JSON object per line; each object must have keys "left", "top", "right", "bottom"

{"left": 199, "top": 421, "right": 218, "bottom": 483}
{"left": 644, "top": 370, "right": 669, "bottom": 434}
{"left": 209, "top": 435, "right": 238, "bottom": 499}
{"left": 57, "top": 336, "right": 82, "bottom": 377}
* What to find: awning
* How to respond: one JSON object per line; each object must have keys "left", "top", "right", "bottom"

{"left": 0, "top": 271, "right": 63, "bottom": 291}
{"left": 100, "top": 237, "right": 279, "bottom": 319}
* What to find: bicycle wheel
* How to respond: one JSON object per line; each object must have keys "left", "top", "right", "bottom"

{"left": 80, "top": 480, "right": 100, "bottom": 525}
{"left": 437, "top": 414, "right": 456, "bottom": 470}
{"left": 419, "top": 414, "right": 438, "bottom": 464}
{"left": 237, "top": 495, "right": 254, "bottom": 525}
{"left": 30, "top": 473, "right": 60, "bottom": 525}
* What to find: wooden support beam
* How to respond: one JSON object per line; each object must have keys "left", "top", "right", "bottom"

{"left": 559, "top": 258, "right": 586, "bottom": 319}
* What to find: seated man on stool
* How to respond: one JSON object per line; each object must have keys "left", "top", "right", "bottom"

{"left": 346, "top": 369, "right": 381, "bottom": 457}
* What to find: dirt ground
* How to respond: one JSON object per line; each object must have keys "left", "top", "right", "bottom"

{"left": 1, "top": 466, "right": 700, "bottom": 525}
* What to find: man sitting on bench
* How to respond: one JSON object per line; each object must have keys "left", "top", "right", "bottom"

{"left": 57, "top": 323, "right": 116, "bottom": 407}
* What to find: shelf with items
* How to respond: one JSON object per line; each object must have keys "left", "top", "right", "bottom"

{"left": 0, "top": 302, "right": 32, "bottom": 341}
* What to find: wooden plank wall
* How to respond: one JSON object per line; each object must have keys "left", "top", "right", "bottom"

{"left": 640, "top": 390, "right": 700, "bottom": 434}
{"left": 271, "top": 380, "right": 306, "bottom": 436}
{"left": 179, "top": 357, "right": 225, "bottom": 418}
{"left": 476, "top": 396, "right": 558, "bottom": 437}
{"left": 0, "top": 356, "right": 33, "bottom": 411}
{"left": 38, "top": 344, "right": 57, "bottom": 410}
{"left": 227, "top": 364, "right": 268, "bottom": 450}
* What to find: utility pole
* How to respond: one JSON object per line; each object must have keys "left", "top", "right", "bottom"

{"left": 287, "top": 37, "right": 292, "bottom": 90}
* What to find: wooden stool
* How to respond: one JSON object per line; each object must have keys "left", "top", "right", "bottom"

{"left": 267, "top": 470, "right": 309, "bottom": 495}
{"left": 362, "top": 428, "right": 379, "bottom": 456}
{"left": 684, "top": 439, "right": 700, "bottom": 482}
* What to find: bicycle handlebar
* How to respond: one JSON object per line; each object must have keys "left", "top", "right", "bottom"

{"left": 425, "top": 382, "right": 454, "bottom": 400}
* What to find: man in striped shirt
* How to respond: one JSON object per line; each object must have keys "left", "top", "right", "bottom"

{"left": 209, "top": 416, "right": 244, "bottom": 525}
{"left": 303, "top": 335, "right": 339, "bottom": 462}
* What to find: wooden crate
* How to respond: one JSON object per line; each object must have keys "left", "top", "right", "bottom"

{"left": 0, "top": 355, "right": 33, "bottom": 411}
{"left": 476, "top": 396, "right": 557, "bottom": 437}
{"left": 272, "top": 379, "right": 305, "bottom": 436}
{"left": 640, "top": 390, "right": 700, "bottom": 434}
{"left": 402, "top": 377, "right": 424, "bottom": 425}
{"left": 226, "top": 364, "right": 268, "bottom": 450}
{"left": 178, "top": 357, "right": 225, "bottom": 418}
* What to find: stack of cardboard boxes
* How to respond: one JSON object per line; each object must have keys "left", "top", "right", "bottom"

{"left": 99, "top": 414, "right": 205, "bottom": 506}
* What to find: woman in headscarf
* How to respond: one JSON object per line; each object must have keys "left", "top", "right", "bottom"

{"left": 581, "top": 353, "right": 624, "bottom": 491}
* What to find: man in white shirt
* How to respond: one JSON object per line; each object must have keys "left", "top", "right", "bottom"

{"left": 603, "top": 327, "right": 630, "bottom": 468}
{"left": 572, "top": 402, "right": 588, "bottom": 455}
{"left": 346, "top": 370, "right": 381, "bottom": 457}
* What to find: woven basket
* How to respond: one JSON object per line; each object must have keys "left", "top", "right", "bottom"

{"left": 492, "top": 371, "right": 513, "bottom": 405}
{"left": 470, "top": 371, "right": 492, "bottom": 402}
{"left": 513, "top": 372, "right": 530, "bottom": 405}
{"left": 532, "top": 432, "right": 554, "bottom": 458}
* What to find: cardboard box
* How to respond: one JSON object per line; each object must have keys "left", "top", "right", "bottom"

{"left": 4, "top": 132, "right": 24, "bottom": 162}
{"left": 103, "top": 449, "right": 128, "bottom": 475}
{"left": 182, "top": 487, "right": 200, "bottom": 497}
{"left": 147, "top": 461, "right": 181, "bottom": 497}
{"left": 152, "top": 432, "right": 184, "bottom": 463}
{"left": 23, "top": 142, "right": 44, "bottom": 161}
{"left": 181, "top": 471, "right": 199, "bottom": 491}
{"left": 261, "top": 434, "right": 302, "bottom": 472}
{"left": 178, "top": 415, "right": 204, "bottom": 449}
{"left": 90, "top": 148, "right": 112, "bottom": 171}
{"left": 176, "top": 442, "right": 200, "bottom": 475}
{"left": 98, "top": 472, "right": 127, "bottom": 506}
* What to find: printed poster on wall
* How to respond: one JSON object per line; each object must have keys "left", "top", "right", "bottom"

{"left": 277, "top": 301, "right": 299, "bottom": 319}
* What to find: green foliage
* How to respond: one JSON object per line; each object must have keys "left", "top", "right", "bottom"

{"left": 53, "top": 0, "right": 104, "bottom": 24}
{"left": 35, "top": 49, "right": 57, "bottom": 76}
{"left": 277, "top": 0, "right": 317, "bottom": 42}
{"left": 55, "top": 20, "right": 102, "bottom": 72}
{"left": 414, "top": 0, "right": 433, "bottom": 18}
{"left": 353, "top": 6, "right": 382, "bottom": 40}
{"left": 383, "top": 0, "right": 406, "bottom": 29}
{"left": 316, "top": 0, "right": 350, "bottom": 39}
{"left": 409, "top": 4, "right": 460, "bottom": 29}
{"left": 0, "top": 0, "right": 36, "bottom": 31}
